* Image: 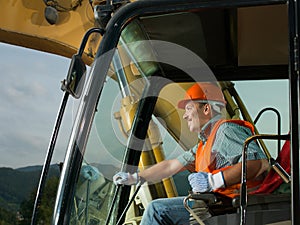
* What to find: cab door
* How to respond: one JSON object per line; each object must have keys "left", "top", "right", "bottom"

{"left": 288, "top": 0, "right": 300, "bottom": 224}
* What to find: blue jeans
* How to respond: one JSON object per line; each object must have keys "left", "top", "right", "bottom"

{"left": 139, "top": 197, "right": 190, "bottom": 225}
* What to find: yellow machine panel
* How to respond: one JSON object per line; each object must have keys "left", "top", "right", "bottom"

{"left": 0, "top": 0, "right": 97, "bottom": 63}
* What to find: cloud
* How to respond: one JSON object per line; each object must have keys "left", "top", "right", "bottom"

{"left": 0, "top": 43, "right": 72, "bottom": 168}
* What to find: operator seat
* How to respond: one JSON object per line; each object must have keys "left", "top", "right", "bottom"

{"left": 185, "top": 139, "right": 291, "bottom": 225}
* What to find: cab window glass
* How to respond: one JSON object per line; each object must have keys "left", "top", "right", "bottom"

{"left": 235, "top": 80, "right": 289, "bottom": 157}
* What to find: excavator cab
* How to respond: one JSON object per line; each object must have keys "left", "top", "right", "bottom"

{"left": 14, "top": 0, "right": 298, "bottom": 225}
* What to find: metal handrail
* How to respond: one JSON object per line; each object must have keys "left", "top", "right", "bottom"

{"left": 31, "top": 28, "right": 104, "bottom": 225}
{"left": 254, "top": 107, "right": 282, "bottom": 156}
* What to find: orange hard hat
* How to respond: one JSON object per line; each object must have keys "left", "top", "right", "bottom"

{"left": 177, "top": 82, "right": 226, "bottom": 110}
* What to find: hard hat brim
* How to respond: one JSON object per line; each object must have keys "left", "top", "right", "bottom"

{"left": 177, "top": 99, "right": 191, "bottom": 109}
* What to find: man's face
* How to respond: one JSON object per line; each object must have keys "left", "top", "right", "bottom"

{"left": 183, "top": 101, "right": 207, "bottom": 133}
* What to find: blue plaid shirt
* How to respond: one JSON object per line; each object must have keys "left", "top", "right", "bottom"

{"left": 177, "top": 115, "right": 266, "bottom": 169}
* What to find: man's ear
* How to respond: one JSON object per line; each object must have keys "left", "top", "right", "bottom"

{"left": 203, "top": 104, "right": 210, "bottom": 115}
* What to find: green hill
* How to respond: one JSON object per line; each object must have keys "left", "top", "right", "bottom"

{"left": 0, "top": 165, "right": 60, "bottom": 212}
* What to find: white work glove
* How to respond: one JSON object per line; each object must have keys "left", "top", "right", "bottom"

{"left": 188, "top": 171, "right": 225, "bottom": 193}
{"left": 113, "top": 172, "right": 139, "bottom": 186}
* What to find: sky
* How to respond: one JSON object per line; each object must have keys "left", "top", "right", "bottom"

{"left": 0, "top": 42, "right": 290, "bottom": 169}
{"left": 0, "top": 42, "right": 75, "bottom": 169}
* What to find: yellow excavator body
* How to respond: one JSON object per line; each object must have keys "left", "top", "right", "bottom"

{"left": 0, "top": 0, "right": 98, "bottom": 63}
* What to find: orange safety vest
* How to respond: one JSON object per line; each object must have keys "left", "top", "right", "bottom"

{"left": 195, "top": 119, "right": 262, "bottom": 198}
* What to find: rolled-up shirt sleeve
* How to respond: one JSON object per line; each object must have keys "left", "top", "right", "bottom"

{"left": 212, "top": 122, "right": 267, "bottom": 169}
{"left": 177, "top": 144, "right": 197, "bottom": 166}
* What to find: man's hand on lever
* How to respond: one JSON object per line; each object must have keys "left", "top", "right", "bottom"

{"left": 113, "top": 172, "right": 140, "bottom": 185}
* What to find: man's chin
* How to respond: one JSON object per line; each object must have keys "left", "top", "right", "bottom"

{"left": 189, "top": 127, "right": 195, "bottom": 133}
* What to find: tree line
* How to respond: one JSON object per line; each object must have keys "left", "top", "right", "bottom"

{"left": 0, "top": 177, "right": 59, "bottom": 225}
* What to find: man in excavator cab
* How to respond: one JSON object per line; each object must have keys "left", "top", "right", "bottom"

{"left": 113, "top": 82, "right": 269, "bottom": 225}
